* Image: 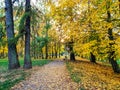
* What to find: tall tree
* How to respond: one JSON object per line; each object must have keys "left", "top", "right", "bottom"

{"left": 106, "top": 0, "right": 119, "bottom": 73}
{"left": 88, "top": 0, "right": 96, "bottom": 63}
{"left": 24, "top": 0, "right": 32, "bottom": 69}
{"left": 5, "top": 0, "right": 20, "bottom": 69}
{"left": 45, "top": 22, "right": 48, "bottom": 59}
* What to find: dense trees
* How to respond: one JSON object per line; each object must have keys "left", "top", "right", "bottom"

{"left": 1, "top": 0, "right": 120, "bottom": 73}
{"left": 48, "top": 0, "right": 120, "bottom": 72}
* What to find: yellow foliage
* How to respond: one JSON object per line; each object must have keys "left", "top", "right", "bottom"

{"left": 45, "top": 0, "right": 120, "bottom": 62}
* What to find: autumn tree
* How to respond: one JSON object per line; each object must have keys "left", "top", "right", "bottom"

{"left": 106, "top": 0, "right": 120, "bottom": 73}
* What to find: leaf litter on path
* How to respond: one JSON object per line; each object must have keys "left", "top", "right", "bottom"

{"left": 11, "top": 60, "right": 78, "bottom": 90}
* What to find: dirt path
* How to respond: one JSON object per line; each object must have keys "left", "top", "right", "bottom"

{"left": 11, "top": 60, "right": 78, "bottom": 90}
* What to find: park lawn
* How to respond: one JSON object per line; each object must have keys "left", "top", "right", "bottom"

{"left": 0, "top": 59, "right": 52, "bottom": 90}
{"left": 66, "top": 60, "right": 120, "bottom": 90}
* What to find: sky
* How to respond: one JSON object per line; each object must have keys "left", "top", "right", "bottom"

{"left": 0, "top": 0, "right": 37, "bottom": 6}
{"left": 31, "top": 0, "right": 36, "bottom": 5}
{"left": 0, "top": 0, "right": 49, "bottom": 12}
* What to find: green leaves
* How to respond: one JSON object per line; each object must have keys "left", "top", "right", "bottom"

{"left": 0, "top": 24, "right": 5, "bottom": 42}
{"left": 44, "top": 23, "right": 51, "bottom": 30}
{"left": 36, "top": 36, "right": 49, "bottom": 48}
{"left": 19, "top": 12, "right": 30, "bottom": 32}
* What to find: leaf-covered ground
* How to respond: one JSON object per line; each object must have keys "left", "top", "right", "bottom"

{"left": 0, "top": 59, "right": 51, "bottom": 90}
{"left": 67, "top": 59, "right": 120, "bottom": 90}
{"left": 11, "top": 60, "right": 78, "bottom": 90}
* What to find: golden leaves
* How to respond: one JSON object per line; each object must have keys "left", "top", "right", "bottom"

{"left": 0, "top": 46, "right": 8, "bottom": 53}
{"left": 68, "top": 60, "right": 120, "bottom": 90}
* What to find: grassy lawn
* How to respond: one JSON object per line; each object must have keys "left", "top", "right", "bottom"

{"left": 66, "top": 60, "right": 120, "bottom": 90}
{"left": 0, "top": 59, "right": 52, "bottom": 90}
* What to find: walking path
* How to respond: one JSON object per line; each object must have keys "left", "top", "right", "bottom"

{"left": 11, "top": 60, "right": 78, "bottom": 90}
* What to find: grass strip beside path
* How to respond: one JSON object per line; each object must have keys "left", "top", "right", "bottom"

{"left": 0, "top": 59, "right": 52, "bottom": 90}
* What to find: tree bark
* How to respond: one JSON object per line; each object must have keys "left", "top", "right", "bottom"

{"left": 24, "top": 0, "right": 32, "bottom": 69}
{"left": 90, "top": 52, "right": 96, "bottom": 63}
{"left": 69, "top": 42, "right": 75, "bottom": 61}
{"left": 70, "top": 51, "right": 75, "bottom": 61}
{"left": 5, "top": 0, "right": 20, "bottom": 69}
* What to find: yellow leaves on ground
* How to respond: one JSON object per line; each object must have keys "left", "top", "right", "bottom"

{"left": 68, "top": 60, "right": 120, "bottom": 90}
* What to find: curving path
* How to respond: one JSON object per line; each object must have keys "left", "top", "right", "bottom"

{"left": 11, "top": 60, "right": 78, "bottom": 90}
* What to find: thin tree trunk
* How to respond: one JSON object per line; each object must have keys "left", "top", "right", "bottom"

{"left": 54, "top": 42, "right": 57, "bottom": 58}
{"left": 58, "top": 42, "right": 61, "bottom": 58}
{"left": 41, "top": 49, "right": 44, "bottom": 59}
{"left": 45, "top": 44, "right": 48, "bottom": 59}
{"left": 5, "top": 0, "right": 20, "bottom": 69}
{"left": 52, "top": 46, "right": 54, "bottom": 58}
{"left": 45, "top": 28, "right": 48, "bottom": 59}
{"left": 32, "top": 26, "right": 36, "bottom": 59}
{"left": 24, "top": 0, "right": 32, "bottom": 69}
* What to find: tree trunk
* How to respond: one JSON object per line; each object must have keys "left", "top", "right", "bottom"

{"left": 32, "top": 26, "right": 36, "bottom": 59}
{"left": 68, "top": 42, "right": 75, "bottom": 61}
{"left": 52, "top": 46, "right": 54, "bottom": 58}
{"left": 90, "top": 52, "right": 96, "bottom": 63}
{"left": 24, "top": 0, "right": 32, "bottom": 69}
{"left": 45, "top": 27, "right": 48, "bottom": 59}
{"left": 55, "top": 51, "right": 57, "bottom": 58}
{"left": 107, "top": 0, "right": 119, "bottom": 73}
{"left": 54, "top": 42, "right": 57, "bottom": 58}
{"left": 41, "top": 49, "right": 44, "bottom": 59}
{"left": 45, "top": 44, "right": 48, "bottom": 59}
{"left": 5, "top": 0, "right": 20, "bottom": 69}
{"left": 70, "top": 51, "right": 75, "bottom": 61}
{"left": 58, "top": 42, "right": 61, "bottom": 58}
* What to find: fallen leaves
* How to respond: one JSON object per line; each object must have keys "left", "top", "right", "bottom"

{"left": 11, "top": 61, "right": 78, "bottom": 90}
{"left": 67, "top": 60, "right": 120, "bottom": 90}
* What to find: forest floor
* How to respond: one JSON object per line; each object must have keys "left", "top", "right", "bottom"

{"left": 11, "top": 60, "right": 78, "bottom": 90}
{"left": 10, "top": 59, "right": 120, "bottom": 90}
{"left": 66, "top": 58, "right": 120, "bottom": 90}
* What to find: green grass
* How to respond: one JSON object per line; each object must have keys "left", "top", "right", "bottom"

{"left": 66, "top": 62, "right": 81, "bottom": 83}
{"left": 0, "top": 59, "right": 52, "bottom": 90}
{"left": 117, "top": 59, "right": 120, "bottom": 64}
